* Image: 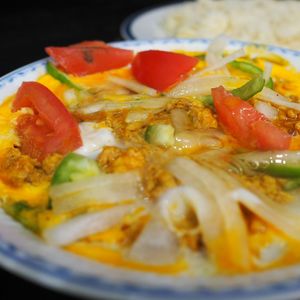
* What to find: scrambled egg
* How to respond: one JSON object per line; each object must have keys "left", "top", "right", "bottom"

{"left": 1, "top": 49, "right": 300, "bottom": 276}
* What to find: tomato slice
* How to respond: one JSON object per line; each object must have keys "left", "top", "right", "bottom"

{"left": 212, "top": 86, "right": 291, "bottom": 150}
{"left": 131, "top": 50, "right": 198, "bottom": 92}
{"left": 45, "top": 41, "right": 134, "bottom": 76}
{"left": 13, "top": 82, "right": 82, "bottom": 160}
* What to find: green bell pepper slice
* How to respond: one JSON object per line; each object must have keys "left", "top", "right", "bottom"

{"left": 46, "top": 61, "right": 83, "bottom": 90}
{"left": 51, "top": 153, "right": 101, "bottom": 185}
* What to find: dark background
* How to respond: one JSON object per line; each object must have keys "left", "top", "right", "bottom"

{"left": 0, "top": 1, "right": 175, "bottom": 299}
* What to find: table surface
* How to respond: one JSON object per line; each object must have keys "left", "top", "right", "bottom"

{"left": 0, "top": 1, "right": 174, "bottom": 299}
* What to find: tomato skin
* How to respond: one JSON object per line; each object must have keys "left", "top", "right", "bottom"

{"left": 45, "top": 41, "right": 134, "bottom": 76}
{"left": 131, "top": 50, "right": 198, "bottom": 92}
{"left": 212, "top": 86, "right": 291, "bottom": 150}
{"left": 251, "top": 120, "right": 291, "bottom": 150}
{"left": 13, "top": 82, "right": 82, "bottom": 160}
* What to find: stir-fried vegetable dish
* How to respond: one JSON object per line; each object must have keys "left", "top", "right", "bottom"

{"left": 1, "top": 39, "right": 300, "bottom": 276}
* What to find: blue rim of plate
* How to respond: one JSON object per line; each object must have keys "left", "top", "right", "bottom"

{"left": 120, "top": 1, "right": 185, "bottom": 40}
{"left": 1, "top": 39, "right": 300, "bottom": 300}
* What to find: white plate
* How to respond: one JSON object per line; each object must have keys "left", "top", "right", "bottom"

{"left": 1, "top": 39, "right": 300, "bottom": 300}
{"left": 120, "top": 2, "right": 183, "bottom": 40}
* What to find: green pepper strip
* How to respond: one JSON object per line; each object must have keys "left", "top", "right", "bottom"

{"left": 265, "top": 77, "right": 274, "bottom": 89}
{"left": 195, "top": 53, "right": 206, "bottom": 60}
{"left": 230, "top": 60, "right": 263, "bottom": 76}
{"left": 201, "top": 95, "right": 214, "bottom": 107}
{"left": 260, "top": 164, "right": 300, "bottom": 179}
{"left": 231, "top": 76, "right": 265, "bottom": 100}
{"left": 51, "top": 153, "right": 100, "bottom": 185}
{"left": 230, "top": 60, "right": 274, "bottom": 90}
{"left": 201, "top": 75, "right": 265, "bottom": 107}
{"left": 283, "top": 178, "right": 300, "bottom": 191}
{"left": 46, "top": 61, "right": 83, "bottom": 90}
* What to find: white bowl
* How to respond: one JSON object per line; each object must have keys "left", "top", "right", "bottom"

{"left": 1, "top": 39, "right": 300, "bottom": 300}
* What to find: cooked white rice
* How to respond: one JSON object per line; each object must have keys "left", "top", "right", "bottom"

{"left": 162, "top": 0, "right": 300, "bottom": 49}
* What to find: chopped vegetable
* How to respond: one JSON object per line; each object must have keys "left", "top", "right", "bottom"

{"left": 230, "top": 60, "right": 274, "bottom": 89}
{"left": 212, "top": 86, "right": 291, "bottom": 150}
{"left": 129, "top": 217, "right": 179, "bottom": 265}
{"left": 201, "top": 95, "right": 214, "bottom": 107}
{"left": 196, "top": 48, "right": 245, "bottom": 75}
{"left": 170, "top": 109, "right": 191, "bottom": 132}
{"left": 107, "top": 75, "right": 157, "bottom": 96}
{"left": 254, "top": 101, "right": 278, "bottom": 120}
{"left": 45, "top": 41, "right": 134, "bottom": 76}
{"left": 263, "top": 62, "right": 274, "bottom": 89}
{"left": 168, "top": 157, "right": 250, "bottom": 271}
{"left": 50, "top": 171, "right": 141, "bottom": 214}
{"left": 231, "top": 76, "right": 265, "bottom": 100}
{"left": 205, "top": 35, "right": 229, "bottom": 67}
{"left": 230, "top": 60, "right": 262, "bottom": 76}
{"left": 265, "top": 77, "right": 274, "bottom": 89}
{"left": 174, "top": 130, "right": 223, "bottom": 152}
{"left": 46, "top": 62, "right": 83, "bottom": 90}
{"left": 144, "top": 124, "right": 175, "bottom": 147}
{"left": 258, "top": 87, "right": 300, "bottom": 111}
{"left": 79, "top": 97, "right": 172, "bottom": 115}
{"left": 232, "top": 151, "right": 300, "bottom": 178}
{"left": 43, "top": 204, "right": 135, "bottom": 246}
{"left": 167, "top": 75, "right": 239, "bottom": 98}
{"left": 13, "top": 82, "right": 82, "bottom": 160}
{"left": 51, "top": 153, "right": 100, "bottom": 185}
{"left": 132, "top": 50, "right": 198, "bottom": 91}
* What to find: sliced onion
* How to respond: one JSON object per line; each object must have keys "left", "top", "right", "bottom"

{"left": 158, "top": 186, "right": 228, "bottom": 265}
{"left": 125, "top": 110, "right": 149, "bottom": 123}
{"left": 170, "top": 108, "right": 191, "bottom": 132}
{"left": 107, "top": 75, "right": 157, "bottom": 96}
{"left": 254, "top": 240, "right": 287, "bottom": 267}
{"left": 231, "top": 188, "right": 300, "bottom": 241}
{"left": 196, "top": 48, "right": 246, "bottom": 76}
{"left": 167, "top": 75, "right": 240, "bottom": 98}
{"left": 206, "top": 35, "right": 229, "bottom": 67}
{"left": 257, "top": 87, "right": 300, "bottom": 111}
{"left": 168, "top": 157, "right": 251, "bottom": 271}
{"left": 263, "top": 62, "right": 273, "bottom": 82}
{"left": 128, "top": 217, "right": 179, "bottom": 265}
{"left": 254, "top": 101, "right": 278, "bottom": 120}
{"left": 43, "top": 204, "right": 135, "bottom": 246}
{"left": 79, "top": 97, "right": 172, "bottom": 114}
{"left": 50, "top": 171, "right": 141, "bottom": 214}
{"left": 173, "top": 129, "right": 223, "bottom": 152}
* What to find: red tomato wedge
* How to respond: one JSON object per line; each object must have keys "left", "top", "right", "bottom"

{"left": 13, "top": 82, "right": 82, "bottom": 160}
{"left": 45, "top": 41, "right": 134, "bottom": 76}
{"left": 212, "top": 86, "right": 291, "bottom": 150}
{"left": 131, "top": 50, "right": 198, "bottom": 92}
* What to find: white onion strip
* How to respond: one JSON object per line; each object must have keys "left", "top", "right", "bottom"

{"left": 231, "top": 189, "right": 300, "bottom": 241}
{"left": 43, "top": 204, "right": 135, "bottom": 246}
{"left": 254, "top": 101, "right": 278, "bottom": 120}
{"left": 50, "top": 171, "right": 141, "bottom": 214}
{"left": 79, "top": 97, "right": 172, "bottom": 114}
{"left": 168, "top": 157, "right": 250, "bottom": 271}
{"left": 257, "top": 87, "right": 300, "bottom": 111}
{"left": 158, "top": 186, "right": 228, "bottom": 267}
{"left": 196, "top": 48, "right": 245, "bottom": 76}
{"left": 206, "top": 35, "right": 229, "bottom": 67}
{"left": 263, "top": 62, "right": 273, "bottom": 82}
{"left": 108, "top": 75, "right": 157, "bottom": 96}
{"left": 128, "top": 217, "right": 179, "bottom": 265}
{"left": 167, "top": 75, "right": 240, "bottom": 98}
